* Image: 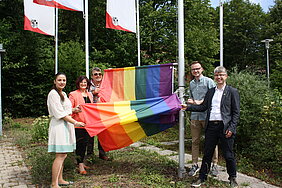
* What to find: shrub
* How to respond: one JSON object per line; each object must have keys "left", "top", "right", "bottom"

{"left": 27, "top": 146, "right": 76, "bottom": 185}
{"left": 228, "top": 70, "right": 282, "bottom": 176}
{"left": 31, "top": 115, "right": 49, "bottom": 142}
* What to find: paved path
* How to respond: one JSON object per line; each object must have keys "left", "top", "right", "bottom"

{"left": 0, "top": 136, "right": 35, "bottom": 188}
{"left": 131, "top": 141, "right": 280, "bottom": 188}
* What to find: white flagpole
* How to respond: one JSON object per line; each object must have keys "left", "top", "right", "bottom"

{"left": 85, "top": 0, "right": 89, "bottom": 78}
{"left": 55, "top": 7, "right": 58, "bottom": 74}
{"left": 220, "top": 0, "right": 223, "bottom": 66}
{"left": 136, "top": 0, "right": 141, "bottom": 66}
{"left": 178, "top": 0, "right": 186, "bottom": 178}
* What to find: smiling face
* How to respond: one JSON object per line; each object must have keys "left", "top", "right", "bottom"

{"left": 79, "top": 79, "right": 88, "bottom": 90}
{"left": 91, "top": 70, "right": 103, "bottom": 83}
{"left": 191, "top": 63, "right": 203, "bottom": 79}
{"left": 214, "top": 72, "right": 228, "bottom": 85}
{"left": 54, "top": 74, "right": 66, "bottom": 91}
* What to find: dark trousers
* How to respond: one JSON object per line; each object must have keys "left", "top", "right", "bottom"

{"left": 199, "top": 121, "right": 237, "bottom": 180}
{"left": 87, "top": 136, "right": 106, "bottom": 157}
{"left": 75, "top": 128, "right": 91, "bottom": 164}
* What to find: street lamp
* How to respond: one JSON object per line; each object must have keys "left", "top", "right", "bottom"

{"left": 0, "top": 44, "right": 6, "bottom": 136}
{"left": 261, "top": 39, "right": 273, "bottom": 87}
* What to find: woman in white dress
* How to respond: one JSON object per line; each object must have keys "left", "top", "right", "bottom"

{"left": 47, "top": 72, "right": 85, "bottom": 188}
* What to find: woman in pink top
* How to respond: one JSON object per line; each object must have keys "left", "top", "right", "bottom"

{"left": 69, "top": 76, "right": 93, "bottom": 175}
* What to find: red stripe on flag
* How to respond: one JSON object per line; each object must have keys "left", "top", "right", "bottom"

{"left": 98, "top": 124, "right": 134, "bottom": 152}
{"left": 24, "top": 16, "right": 52, "bottom": 36}
{"left": 33, "top": 0, "right": 79, "bottom": 11}
{"left": 106, "top": 12, "right": 133, "bottom": 32}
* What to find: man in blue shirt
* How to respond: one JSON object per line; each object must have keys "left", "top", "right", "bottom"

{"left": 187, "top": 61, "right": 218, "bottom": 177}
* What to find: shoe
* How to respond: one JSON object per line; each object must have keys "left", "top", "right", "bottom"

{"left": 210, "top": 164, "right": 219, "bottom": 176}
{"left": 188, "top": 164, "right": 199, "bottom": 176}
{"left": 229, "top": 177, "right": 239, "bottom": 188}
{"left": 58, "top": 181, "right": 74, "bottom": 186}
{"left": 77, "top": 167, "right": 87, "bottom": 175}
{"left": 83, "top": 164, "right": 91, "bottom": 169}
{"left": 191, "top": 178, "right": 205, "bottom": 187}
{"left": 99, "top": 155, "right": 112, "bottom": 161}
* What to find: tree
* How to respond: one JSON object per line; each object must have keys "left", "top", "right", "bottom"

{"left": 217, "top": 0, "right": 266, "bottom": 70}
{"left": 184, "top": 0, "right": 219, "bottom": 72}
{"left": 264, "top": 0, "right": 282, "bottom": 92}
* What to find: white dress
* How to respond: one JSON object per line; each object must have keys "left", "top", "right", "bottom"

{"left": 47, "top": 89, "right": 76, "bottom": 153}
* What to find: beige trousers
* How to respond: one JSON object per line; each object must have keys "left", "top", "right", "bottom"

{"left": 190, "top": 120, "right": 218, "bottom": 164}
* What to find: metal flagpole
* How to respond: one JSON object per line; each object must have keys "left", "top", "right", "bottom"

{"left": 85, "top": 0, "right": 89, "bottom": 78}
{"left": 0, "top": 44, "right": 6, "bottom": 136}
{"left": 220, "top": 0, "right": 223, "bottom": 66}
{"left": 55, "top": 7, "right": 58, "bottom": 74}
{"left": 136, "top": 0, "right": 141, "bottom": 66}
{"left": 177, "top": 0, "right": 186, "bottom": 178}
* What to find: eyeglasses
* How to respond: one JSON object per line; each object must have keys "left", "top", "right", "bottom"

{"left": 93, "top": 73, "right": 102, "bottom": 76}
{"left": 191, "top": 68, "right": 201, "bottom": 71}
{"left": 214, "top": 73, "right": 226, "bottom": 77}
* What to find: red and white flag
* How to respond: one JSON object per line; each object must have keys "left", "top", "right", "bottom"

{"left": 33, "top": 0, "right": 83, "bottom": 12}
{"left": 24, "top": 0, "right": 55, "bottom": 36}
{"left": 106, "top": 0, "right": 136, "bottom": 33}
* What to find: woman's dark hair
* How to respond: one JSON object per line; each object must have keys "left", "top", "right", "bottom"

{"left": 52, "top": 72, "right": 66, "bottom": 101}
{"left": 75, "top": 76, "right": 90, "bottom": 90}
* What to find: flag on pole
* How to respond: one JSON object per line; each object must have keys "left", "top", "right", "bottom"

{"left": 81, "top": 94, "right": 181, "bottom": 151}
{"left": 99, "top": 63, "right": 173, "bottom": 102}
{"left": 106, "top": 0, "right": 136, "bottom": 33}
{"left": 80, "top": 64, "right": 178, "bottom": 151}
{"left": 24, "top": 0, "right": 55, "bottom": 36}
{"left": 33, "top": 0, "right": 83, "bottom": 11}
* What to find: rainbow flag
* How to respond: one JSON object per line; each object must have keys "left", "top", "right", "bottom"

{"left": 81, "top": 94, "right": 181, "bottom": 151}
{"left": 82, "top": 63, "right": 179, "bottom": 151}
{"left": 99, "top": 63, "right": 173, "bottom": 102}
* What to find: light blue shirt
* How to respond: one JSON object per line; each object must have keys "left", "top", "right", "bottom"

{"left": 189, "top": 75, "right": 216, "bottom": 120}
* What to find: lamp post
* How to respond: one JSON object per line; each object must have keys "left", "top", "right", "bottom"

{"left": 261, "top": 39, "right": 273, "bottom": 87}
{"left": 0, "top": 44, "right": 6, "bottom": 136}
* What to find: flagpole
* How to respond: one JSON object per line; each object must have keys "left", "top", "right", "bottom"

{"left": 136, "top": 0, "right": 141, "bottom": 66}
{"left": 220, "top": 0, "right": 223, "bottom": 66}
{"left": 85, "top": 0, "right": 89, "bottom": 78}
{"left": 55, "top": 7, "right": 58, "bottom": 74}
{"left": 177, "top": 0, "right": 186, "bottom": 178}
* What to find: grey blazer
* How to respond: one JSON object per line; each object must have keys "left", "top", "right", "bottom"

{"left": 187, "top": 85, "right": 240, "bottom": 134}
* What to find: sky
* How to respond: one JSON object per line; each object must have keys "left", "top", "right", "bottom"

{"left": 210, "top": 0, "right": 275, "bottom": 12}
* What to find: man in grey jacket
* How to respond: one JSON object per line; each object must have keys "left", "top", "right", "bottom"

{"left": 182, "top": 66, "right": 240, "bottom": 188}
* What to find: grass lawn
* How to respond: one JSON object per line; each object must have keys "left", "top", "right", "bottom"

{"left": 2, "top": 117, "right": 281, "bottom": 187}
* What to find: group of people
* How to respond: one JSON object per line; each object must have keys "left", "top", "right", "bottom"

{"left": 47, "top": 67, "right": 111, "bottom": 188}
{"left": 47, "top": 62, "right": 240, "bottom": 188}
{"left": 183, "top": 62, "right": 240, "bottom": 188}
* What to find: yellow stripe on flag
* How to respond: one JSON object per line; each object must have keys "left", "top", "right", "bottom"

{"left": 123, "top": 67, "right": 136, "bottom": 101}
{"left": 122, "top": 122, "right": 146, "bottom": 142}
{"left": 114, "top": 101, "right": 138, "bottom": 125}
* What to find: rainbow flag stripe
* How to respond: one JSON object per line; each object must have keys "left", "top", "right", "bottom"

{"left": 81, "top": 94, "right": 181, "bottom": 151}
{"left": 99, "top": 63, "right": 173, "bottom": 102}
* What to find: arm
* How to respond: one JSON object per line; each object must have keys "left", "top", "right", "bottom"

{"left": 63, "top": 115, "right": 85, "bottom": 127}
{"left": 69, "top": 92, "right": 81, "bottom": 113}
{"left": 185, "top": 89, "right": 212, "bottom": 112}
{"left": 226, "top": 88, "right": 240, "bottom": 136}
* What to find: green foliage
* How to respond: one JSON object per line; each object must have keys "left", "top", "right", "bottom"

{"left": 265, "top": 0, "right": 282, "bottom": 92}
{"left": 31, "top": 115, "right": 49, "bottom": 142}
{"left": 27, "top": 146, "right": 76, "bottom": 185}
{"left": 2, "top": 113, "right": 14, "bottom": 130}
{"left": 217, "top": 0, "right": 266, "bottom": 70}
{"left": 184, "top": 0, "right": 219, "bottom": 71}
{"left": 228, "top": 70, "right": 282, "bottom": 176}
